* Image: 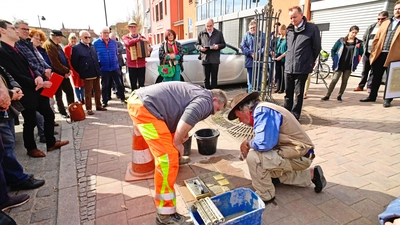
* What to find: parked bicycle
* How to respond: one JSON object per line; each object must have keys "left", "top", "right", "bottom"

{"left": 311, "top": 50, "right": 330, "bottom": 88}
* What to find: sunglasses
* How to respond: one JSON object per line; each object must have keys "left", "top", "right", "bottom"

{"left": 83, "top": 36, "right": 91, "bottom": 39}
{"left": 377, "top": 18, "right": 387, "bottom": 21}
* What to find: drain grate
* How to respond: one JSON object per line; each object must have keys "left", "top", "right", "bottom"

{"left": 212, "top": 107, "right": 336, "bottom": 141}
{"left": 212, "top": 109, "right": 254, "bottom": 142}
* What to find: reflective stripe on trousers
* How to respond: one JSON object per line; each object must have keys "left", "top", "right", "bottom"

{"left": 127, "top": 95, "right": 179, "bottom": 214}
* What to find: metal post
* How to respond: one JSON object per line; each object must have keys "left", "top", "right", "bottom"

{"left": 103, "top": 0, "right": 109, "bottom": 26}
{"left": 37, "top": 15, "right": 42, "bottom": 28}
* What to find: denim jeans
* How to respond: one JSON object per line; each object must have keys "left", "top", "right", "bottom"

{"left": 0, "top": 119, "right": 29, "bottom": 186}
{"left": 101, "top": 70, "right": 126, "bottom": 104}
{"left": 36, "top": 111, "right": 44, "bottom": 137}
{"left": 0, "top": 137, "right": 10, "bottom": 205}
{"left": 74, "top": 87, "right": 85, "bottom": 102}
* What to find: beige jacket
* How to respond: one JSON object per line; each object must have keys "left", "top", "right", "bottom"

{"left": 370, "top": 19, "right": 400, "bottom": 67}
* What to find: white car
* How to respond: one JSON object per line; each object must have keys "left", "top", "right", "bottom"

{"left": 122, "top": 39, "right": 247, "bottom": 87}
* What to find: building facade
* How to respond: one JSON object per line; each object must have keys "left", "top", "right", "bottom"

{"left": 148, "top": 0, "right": 184, "bottom": 45}
{"left": 194, "top": 0, "right": 302, "bottom": 48}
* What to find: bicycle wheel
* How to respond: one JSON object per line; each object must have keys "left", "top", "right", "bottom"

{"left": 320, "top": 63, "right": 330, "bottom": 79}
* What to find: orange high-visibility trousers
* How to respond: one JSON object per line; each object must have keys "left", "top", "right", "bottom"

{"left": 128, "top": 95, "right": 179, "bottom": 215}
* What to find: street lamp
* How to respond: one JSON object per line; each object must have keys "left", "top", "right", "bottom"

{"left": 103, "top": 0, "right": 108, "bottom": 26}
{"left": 38, "top": 15, "right": 46, "bottom": 28}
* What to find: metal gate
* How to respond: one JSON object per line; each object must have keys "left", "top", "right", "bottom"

{"left": 251, "top": 2, "right": 282, "bottom": 103}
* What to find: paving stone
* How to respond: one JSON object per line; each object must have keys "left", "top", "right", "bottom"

{"left": 96, "top": 181, "right": 122, "bottom": 200}
{"left": 31, "top": 208, "right": 57, "bottom": 223}
{"left": 262, "top": 203, "right": 291, "bottom": 224}
{"left": 97, "top": 169, "right": 122, "bottom": 186}
{"left": 128, "top": 213, "right": 157, "bottom": 225}
{"left": 96, "top": 194, "right": 125, "bottom": 218}
{"left": 318, "top": 199, "right": 361, "bottom": 224}
{"left": 96, "top": 211, "right": 128, "bottom": 225}
{"left": 284, "top": 198, "right": 325, "bottom": 224}
{"left": 8, "top": 210, "right": 31, "bottom": 225}
{"left": 122, "top": 180, "right": 151, "bottom": 200}
{"left": 306, "top": 216, "right": 339, "bottom": 225}
{"left": 97, "top": 160, "right": 120, "bottom": 174}
{"left": 36, "top": 187, "right": 56, "bottom": 198}
{"left": 125, "top": 195, "right": 156, "bottom": 219}
{"left": 34, "top": 195, "right": 57, "bottom": 210}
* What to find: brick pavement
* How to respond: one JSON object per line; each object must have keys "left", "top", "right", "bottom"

{"left": 5, "top": 76, "right": 400, "bottom": 225}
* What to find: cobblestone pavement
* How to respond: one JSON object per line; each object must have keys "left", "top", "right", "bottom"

{"left": 5, "top": 76, "right": 400, "bottom": 225}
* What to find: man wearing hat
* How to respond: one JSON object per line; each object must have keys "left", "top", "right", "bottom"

{"left": 42, "top": 29, "right": 75, "bottom": 118}
{"left": 228, "top": 92, "right": 326, "bottom": 204}
{"left": 122, "top": 19, "right": 152, "bottom": 90}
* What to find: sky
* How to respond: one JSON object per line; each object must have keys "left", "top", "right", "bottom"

{"left": 2, "top": 0, "right": 139, "bottom": 33}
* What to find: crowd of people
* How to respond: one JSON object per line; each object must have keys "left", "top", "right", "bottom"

{"left": 1, "top": 1, "right": 399, "bottom": 224}
{"left": 240, "top": 1, "right": 400, "bottom": 121}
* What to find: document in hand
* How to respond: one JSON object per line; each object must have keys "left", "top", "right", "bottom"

{"left": 40, "top": 73, "right": 64, "bottom": 98}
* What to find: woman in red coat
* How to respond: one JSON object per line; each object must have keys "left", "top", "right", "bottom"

{"left": 64, "top": 33, "right": 85, "bottom": 103}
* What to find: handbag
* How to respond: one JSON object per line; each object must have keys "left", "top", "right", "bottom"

{"left": 68, "top": 101, "right": 85, "bottom": 122}
{"left": 158, "top": 42, "right": 177, "bottom": 78}
{"left": 158, "top": 62, "right": 176, "bottom": 78}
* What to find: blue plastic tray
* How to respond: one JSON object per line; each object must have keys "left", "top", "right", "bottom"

{"left": 189, "top": 188, "right": 265, "bottom": 225}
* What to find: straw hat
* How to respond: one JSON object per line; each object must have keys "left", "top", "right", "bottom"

{"left": 127, "top": 19, "right": 137, "bottom": 27}
{"left": 227, "top": 92, "right": 260, "bottom": 120}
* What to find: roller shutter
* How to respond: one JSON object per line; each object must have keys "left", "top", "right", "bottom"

{"left": 222, "top": 19, "right": 240, "bottom": 47}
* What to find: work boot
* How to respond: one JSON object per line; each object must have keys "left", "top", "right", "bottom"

{"left": 312, "top": 165, "right": 326, "bottom": 193}
{"left": 179, "top": 156, "right": 190, "bottom": 165}
{"left": 156, "top": 212, "right": 193, "bottom": 225}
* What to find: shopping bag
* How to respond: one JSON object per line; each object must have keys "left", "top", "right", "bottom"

{"left": 158, "top": 64, "right": 176, "bottom": 78}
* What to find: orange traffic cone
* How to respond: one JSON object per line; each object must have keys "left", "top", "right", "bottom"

{"left": 125, "top": 133, "right": 155, "bottom": 181}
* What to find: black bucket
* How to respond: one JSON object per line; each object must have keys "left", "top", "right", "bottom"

{"left": 183, "top": 135, "right": 192, "bottom": 156}
{"left": 194, "top": 129, "right": 220, "bottom": 155}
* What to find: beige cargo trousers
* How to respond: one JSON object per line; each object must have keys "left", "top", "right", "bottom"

{"left": 246, "top": 149, "right": 312, "bottom": 201}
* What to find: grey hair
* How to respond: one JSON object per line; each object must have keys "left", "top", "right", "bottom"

{"left": 79, "top": 30, "right": 89, "bottom": 37}
{"left": 239, "top": 99, "right": 260, "bottom": 112}
{"left": 13, "top": 19, "right": 28, "bottom": 28}
{"left": 210, "top": 89, "right": 228, "bottom": 108}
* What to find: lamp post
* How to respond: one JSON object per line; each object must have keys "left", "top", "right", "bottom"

{"left": 37, "top": 15, "right": 46, "bottom": 28}
{"left": 103, "top": 0, "right": 108, "bottom": 26}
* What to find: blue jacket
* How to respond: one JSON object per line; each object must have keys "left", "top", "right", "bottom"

{"left": 71, "top": 42, "right": 102, "bottom": 79}
{"left": 93, "top": 38, "right": 119, "bottom": 71}
{"left": 379, "top": 197, "right": 400, "bottom": 225}
{"left": 240, "top": 31, "right": 266, "bottom": 68}
{"left": 331, "top": 37, "right": 364, "bottom": 72}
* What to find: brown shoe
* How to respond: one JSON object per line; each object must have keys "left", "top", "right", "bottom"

{"left": 87, "top": 110, "right": 94, "bottom": 115}
{"left": 54, "top": 131, "right": 59, "bottom": 135}
{"left": 47, "top": 140, "right": 69, "bottom": 151}
{"left": 354, "top": 87, "right": 363, "bottom": 91}
{"left": 54, "top": 121, "right": 59, "bottom": 127}
{"left": 27, "top": 149, "right": 46, "bottom": 157}
{"left": 96, "top": 107, "right": 107, "bottom": 111}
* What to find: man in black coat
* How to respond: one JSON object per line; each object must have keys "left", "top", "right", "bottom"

{"left": 0, "top": 19, "right": 69, "bottom": 157}
{"left": 284, "top": 6, "right": 321, "bottom": 120}
{"left": 195, "top": 18, "right": 226, "bottom": 89}
{"left": 71, "top": 30, "right": 105, "bottom": 115}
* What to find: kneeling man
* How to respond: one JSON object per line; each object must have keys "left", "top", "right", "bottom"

{"left": 228, "top": 92, "right": 326, "bottom": 204}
